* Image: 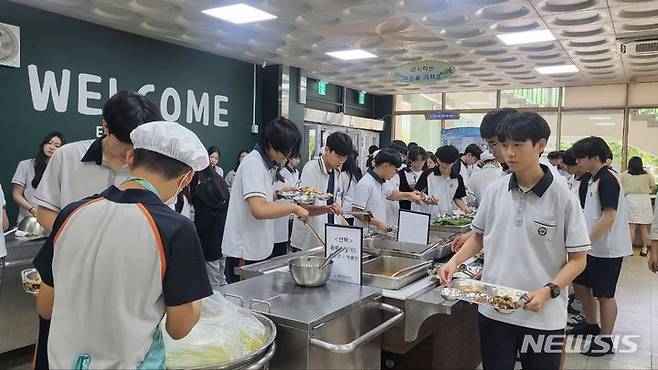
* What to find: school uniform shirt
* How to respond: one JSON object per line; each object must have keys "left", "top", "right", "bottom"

{"left": 414, "top": 170, "right": 467, "bottom": 217}
{"left": 34, "top": 137, "right": 130, "bottom": 212}
{"left": 382, "top": 173, "right": 401, "bottom": 226}
{"left": 398, "top": 169, "right": 423, "bottom": 210}
{"left": 214, "top": 166, "right": 224, "bottom": 178}
{"left": 32, "top": 186, "right": 212, "bottom": 369}
{"left": 471, "top": 165, "right": 591, "bottom": 330}
{"left": 0, "top": 185, "right": 6, "bottom": 258}
{"left": 290, "top": 156, "right": 340, "bottom": 250}
{"left": 352, "top": 169, "right": 387, "bottom": 229}
{"left": 273, "top": 166, "right": 298, "bottom": 244}
{"left": 583, "top": 167, "right": 633, "bottom": 258}
{"left": 11, "top": 159, "right": 38, "bottom": 223}
{"left": 452, "top": 159, "right": 478, "bottom": 185}
{"left": 339, "top": 171, "right": 359, "bottom": 220}
{"left": 222, "top": 147, "right": 278, "bottom": 261}
{"left": 467, "top": 164, "right": 504, "bottom": 205}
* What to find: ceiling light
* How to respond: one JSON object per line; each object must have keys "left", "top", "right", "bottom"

{"left": 326, "top": 49, "right": 378, "bottom": 60}
{"left": 595, "top": 121, "right": 616, "bottom": 127}
{"left": 202, "top": 4, "right": 277, "bottom": 24}
{"left": 496, "top": 30, "right": 556, "bottom": 46}
{"left": 589, "top": 116, "right": 612, "bottom": 120}
{"left": 535, "top": 65, "right": 579, "bottom": 75}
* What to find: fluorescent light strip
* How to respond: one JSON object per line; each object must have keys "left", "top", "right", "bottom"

{"left": 326, "top": 49, "right": 378, "bottom": 60}
{"left": 496, "top": 30, "right": 556, "bottom": 46}
{"left": 202, "top": 4, "right": 277, "bottom": 24}
{"left": 535, "top": 64, "right": 579, "bottom": 75}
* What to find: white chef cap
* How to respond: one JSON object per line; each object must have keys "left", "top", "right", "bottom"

{"left": 130, "top": 121, "right": 209, "bottom": 172}
{"left": 480, "top": 152, "right": 495, "bottom": 162}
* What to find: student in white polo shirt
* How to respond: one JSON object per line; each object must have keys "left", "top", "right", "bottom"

{"left": 567, "top": 136, "right": 633, "bottom": 356}
{"left": 561, "top": 148, "right": 591, "bottom": 205}
{"left": 438, "top": 112, "right": 590, "bottom": 370}
{"left": 290, "top": 132, "right": 352, "bottom": 250}
{"left": 34, "top": 91, "right": 163, "bottom": 233}
{"left": 414, "top": 145, "right": 471, "bottom": 217}
{"left": 467, "top": 151, "right": 503, "bottom": 206}
{"left": 352, "top": 149, "right": 421, "bottom": 230}
{"left": 272, "top": 154, "right": 300, "bottom": 258}
{"left": 382, "top": 140, "right": 409, "bottom": 226}
{"left": 452, "top": 143, "right": 483, "bottom": 185}
{"left": 222, "top": 118, "right": 309, "bottom": 283}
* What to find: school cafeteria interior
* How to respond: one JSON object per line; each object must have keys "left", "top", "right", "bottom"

{"left": 1, "top": 0, "right": 658, "bottom": 369}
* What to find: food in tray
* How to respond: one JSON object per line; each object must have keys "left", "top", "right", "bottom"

{"left": 432, "top": 218, "right": 472, "bottom": 227}
{"left": 278, "top": 187, "right": 333, "bottom": 202}
{"left": 490, "top": 294, "right": 520, "bottom": 311}
{"left": 440, "top": 287, "right": 462, "bottom": 300}
{"left": 22, "top": 268, "right": 42, "bottom": 295}
{"left": 455, "top": 283, "right": 486, "bottom": 293}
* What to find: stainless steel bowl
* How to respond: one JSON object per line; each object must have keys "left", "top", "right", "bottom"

{"left": 17, "top": 216, "right": 46, "bottom": 237}
{"left": 288, "top": 256, "right": 332, "bottom": 287}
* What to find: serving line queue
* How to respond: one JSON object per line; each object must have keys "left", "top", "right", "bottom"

{"left": 0, "top": 91, "right": 657, "bottom": 369}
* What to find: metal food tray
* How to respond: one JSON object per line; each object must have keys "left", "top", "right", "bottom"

{"left": 440, "top": 279, "right": 527, "bottom": 314}
{"left": 362, "top": 256, "right": 431, "bottom": 290}
{"left": 429, "top": 222, "right": 472, "bottom": 234}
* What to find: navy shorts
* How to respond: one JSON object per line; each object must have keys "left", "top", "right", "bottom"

{"left": 573, "top": 255, "right": 623, "bottom": 298}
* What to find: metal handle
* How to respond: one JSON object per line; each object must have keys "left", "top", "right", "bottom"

{"left": 390, "top": 261, "right": 432, "bottom": 278}
{"left": 4, "top": 259, "right": 34, "bottom": 268}
{"left": 305, "top": 223, "right": 325, "bottom": 247}
{"left": 309, "top": 302, "right": 404, "bottom": 354}
{"left": 224, "top": 293, "right": 244, "bottom": 308}
{"left": 246, "top": 342, "right": 277, "bottom": 370}
{"left": 250, "top": 299, "right": 272, "bottom": 313}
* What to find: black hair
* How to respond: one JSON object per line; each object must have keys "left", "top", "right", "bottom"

{"left": 326, "top": 132, "right": 353, "bottom": 156}
{"left": 207, "top": 146, "right": 220, "bottom": 157}
{"left": 496, "top": 112, "right": 550, "bottom": 145}
{"left": 374, "top": 148, "right": 402, "bottom": 168}
{"left": 547, "top": 150, "right": 563, "bottom": 160}
{"left": 480, "top": 108, "right": 518, "bottom": 140}
{"left": 463, "top": 143, "right": 483, "bottom": 159}
{"left": 258, "top": 117, "right": 301, "bottom": 157}
{"left": 368, "top": 145, "right": 379, "bottom": 155}
{"left": 435, "top": 145, "right": 460, "bottom": 164}
{"left": 103, "top": 91, "right": 162, "bottom": 144}
{"left": 233, "top": 149, "right": 249, "bottom": 170}
{"left": 407, "top": 146, "right": 427, "bottom": 162}
{"left": 571, "top": 136, "right": 610, "bottom": 163}
{"left": 627, "top": 156, "right": 646, "bottom": 175}
{"left": 408, "top": 142, "right": 419, "bottom": 150}
{"left": 132, "top": 148, "right": 192, "bottom": 180}
{"left": 389, "top": 140, "right": 408, "bottom": 156}
{"left": 32, "top": 131, "right": 65, "bottom": 189}
{"left": 562, "top": 149, "right": 577, "bottom": 167}
{"left": 342, "top": 150, "right": 363, "bottom": 191}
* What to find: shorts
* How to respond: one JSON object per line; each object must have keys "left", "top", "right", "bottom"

{"left": 573, "top": 255, "right": 623, "bottom": 298}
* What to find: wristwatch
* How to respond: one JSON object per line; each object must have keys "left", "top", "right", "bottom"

{"left": 544, "top": 283, "right": 560, "bottom": 299}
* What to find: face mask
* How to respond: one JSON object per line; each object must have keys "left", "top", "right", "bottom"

{"left": 165, "top": 172, "right": 190, "bottom": 206}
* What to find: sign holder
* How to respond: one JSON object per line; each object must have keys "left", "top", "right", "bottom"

{"left": 325, "top": 223, "right": 363, "bottom": 285}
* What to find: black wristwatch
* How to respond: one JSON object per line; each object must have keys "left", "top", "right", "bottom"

{"left": 544, "top": 283, "right": 560, "bottom": 299}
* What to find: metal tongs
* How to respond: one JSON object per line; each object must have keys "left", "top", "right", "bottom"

{"left": 390, "top": 261, "right": 432, "bottom": 278}
{"left": 455, "top": 264, "right": 477, "bottom": 278}
{"left": 306, "top": 223, "right": 326, "bottom": 247}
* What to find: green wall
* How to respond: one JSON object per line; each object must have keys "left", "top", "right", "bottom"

{"left": 0, "top": 2, "right": 262, "bottom": 223}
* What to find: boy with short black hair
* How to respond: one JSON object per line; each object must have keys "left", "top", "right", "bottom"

{"left": 415, "top": 145, "right": 470, "bottom": 216}
{"left": 567, "top": 136, "right": 632, "bottom": 356}
{"left": 453, "top": 143, "right": 483, "bottom": 184}
{"left": 438, "top": 112, "right": 590, "bottom": 370}
{"left": 561, "top": 148, "right": 591, "bottom": 204}
{"left": 382, "top": 141, "right": 422, "bottom": 226}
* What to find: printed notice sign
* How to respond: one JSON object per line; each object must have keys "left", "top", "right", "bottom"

{"left": 325, "top": 224, "right": 362, "bottom": 285}
{"left": 397, "top": 209, "right": 430, "bottom": 245}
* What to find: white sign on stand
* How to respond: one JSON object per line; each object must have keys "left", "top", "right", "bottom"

{"left": 397, "top": 209, "right": 430, "bottom": 245}
{"left": 325, "top": 224, "right": 362, "bottom": 285}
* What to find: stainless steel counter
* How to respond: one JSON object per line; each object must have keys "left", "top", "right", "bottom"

{"left": 1, "top": 230, "right": 44, "bottom": 353}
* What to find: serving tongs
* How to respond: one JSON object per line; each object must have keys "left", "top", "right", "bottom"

{"left": 390, "top": 261, "right": 432, "bottom": 278}
{"left": 455, "top": 264, "right": 477, "bottom": 278}
{"left": 306, "top": 223, "right": 326, "bottom": 247}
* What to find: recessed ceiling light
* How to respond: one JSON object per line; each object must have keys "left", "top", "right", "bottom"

{"left": 202, "top": 4, "right": 277, "bottom": 24}
{"left": 589, "top": 116, "right": 612, "bottom": 120}
{"left": 535, "top": 64, "right": 579, "bottom": 75}
{"left": 326, "top": 49, "right": 378, "bottom": 60}
{"left": 595, "top": 121, "right": 616, "bottom": 127}
{"left": 496, "top": 30, "right": 556, "bottom": 46}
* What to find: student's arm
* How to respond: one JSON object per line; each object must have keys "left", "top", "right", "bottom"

{"left": 454, "top": 198, "right": 470, "bottom": 214}
{"left": 351, "top": 206, "right": 388, "bottom": 231}
{"left": 36, "top": 207, "right": 58, "bottom": 233}
{"left": 453, "top": 175, "right": 471, "bottom": 214}
{"left": 450, "top": 230, "right": 474, "bottom": 252}
{"left": 247, "top": 197, "right": 309, "bottom": 222}
{"left": 36, "top": 283, "right": 54, "bottom": 319}
{"left": 12, "top": 184, "right": 36, "bottom": 216}
{"left": 300, "top": 203, "right": 342, "bottom": 217}
{"left": 524, "top": 251, "right": 587, "bottom": 312}
{"left": 589, "top": 209, "right": 616, "bottom": 244}
{"left": 165, "top": 300, "right": 202, "bottom": 340}
{"left": 2, "top": 207, "right": 8, "bottom": 231}
{"left": 387, "top": 190, "right": 422, "bottom": 203}
{"left": 438, "top": 232, "right": 483, "bottom": 284}
{"left": 589, "top": 171, "right": 621, "bottom": 244}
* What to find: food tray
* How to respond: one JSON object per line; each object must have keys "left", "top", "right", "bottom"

{"left": 362, "top": 256, "right": 431, "bottom": 290}
{"left": 428, "top": 263, "right": 482, "bottom": 281}
{"left": 439, "top": 279, "right": 528, "bottom": 314}
{"left": 276, "top": 189, "right": 333, "bottom": 204}
{"left": 21, "top": 268, "right": 41, "bottom": 296}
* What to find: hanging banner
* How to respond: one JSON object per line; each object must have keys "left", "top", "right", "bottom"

{"left": 392, "top": 60, "right": 455, "bottom": 83}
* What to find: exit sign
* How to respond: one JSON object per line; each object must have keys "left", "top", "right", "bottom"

{"left": 358, "top": 90, "right": 366, "bottom": 104}
{"left": 318, "top": 80, "right": 328, "bottom": 95}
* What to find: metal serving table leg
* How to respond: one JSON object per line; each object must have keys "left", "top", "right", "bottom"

{"left": 309, "top": 303, "right": 404, "bottom": 354}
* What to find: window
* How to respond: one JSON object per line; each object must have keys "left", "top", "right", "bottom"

{"left": 443, "top": 113, "right": 485, "bottom": 129}
{"left": 445, "top": 91, "right": 496, "bottom": 110}
{"left": 560, "top": 110, "right": 624, "bottom": 169}
{"left": 395, "top": 114, "right": 441, "bottom": 151}
{"left": 395, "top": 93, "right": 442, "bottom": 112}
{"left": 538, "top": 112, "right": 558, "bottom": 152}
{"left": 628, "top": 108, "right": 658, "bottom": 178}
{"left": 500, "top": 88, "right": 559, "bottom": 108}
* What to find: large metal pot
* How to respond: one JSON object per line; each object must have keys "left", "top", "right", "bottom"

{"left": 17, "top": 216, "right": 46, "bottom": 237}
{"left": 288, "top": 256, "right": 332, "bottom": 287}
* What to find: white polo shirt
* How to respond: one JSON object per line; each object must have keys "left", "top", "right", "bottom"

{"left": 471, "top": 165, "right": 591, "bottom": 330}
{"left": 583, "top": 167, "right": 633, "bottom": 258}
{"left": 0, "top": 184, "right": 7, "bottom": 258}
{"left": 11, "top": 158, "right": 37, "bottom": 223}
{"left": 290, "top": 156, "right": 340, "bottom": 250}
{"left": 467, "top": 164, "right": 504, "bottom": 206}
{"left": 34, "top": 138, "right": 130, "bottom": 212}
{"left": 339, "top": 171, "right": 360, "bottom": 219}
{"left": 413, "top": 170, "right": 467, "bottom": 217}
{"left": 382, "top": 173, "right": 401, "bottom": 226}
{"left": 352, "top": 170, "right": 387, "bottom": 229}
{"left": 222, "top": 147, "right": 278, "bottom": 261}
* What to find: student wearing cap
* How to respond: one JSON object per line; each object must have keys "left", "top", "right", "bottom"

{"left": 438, "top": 112, "right": 590, "bottom": 370}
{"left": 467, "top": 151, "right": 502, "bottom": 206}
{"left": 452, "top": 143, "right": 483, "bottom": 185}
{"left": 414, "top": 145, "right": 470, "bottom": 217}
{"left": 352, "top": 148, "right": 421, "bottom": 230}
{"left": 33, "top": 121, "right": 213, "bottom": 369}
{"left": 34, "top": 91, "right": 162, "bottom": 233}
{"left": 567, "top": 136, "right": 633, "bottom": 356}
{"left": 222, "top": 118, "right": 309, "bottom": 283}
{"left": 290, "top": 132, "right": 351, "bottom": 251}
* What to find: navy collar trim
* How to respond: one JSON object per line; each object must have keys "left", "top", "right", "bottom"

{"left": 254, "top": 144, "right": 276, "bottom": 170}
{"left": 101, "top": 186, "right": 163, "bottom": 205}
{"left": 507, "top": 164, "right": 553, "bottom": 198}
{"left": 368, "top": 168, "right": 385, "bottom": 184}
{"left": 591, "top": 166, "right": 610, "bottom": 181}
{"left": 81, "top": 136, "right": 105, "bottom": 165}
